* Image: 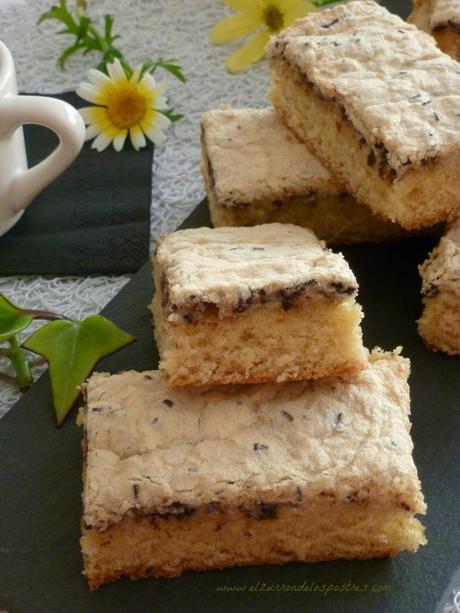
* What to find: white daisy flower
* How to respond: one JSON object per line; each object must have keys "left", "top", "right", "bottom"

{"left": 76, "top": 58, "right": 171, "bottom": 152}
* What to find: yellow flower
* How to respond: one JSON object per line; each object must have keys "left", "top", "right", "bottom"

{"left": 211, "top": 0, "right": 316, "bottom": 73}
{"left": 77, "top": 58, "right": 171, "bottom": 152}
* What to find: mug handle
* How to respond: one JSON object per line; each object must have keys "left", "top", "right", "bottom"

{"left": 0, "top": 95, "right": 85, "bottom": 212}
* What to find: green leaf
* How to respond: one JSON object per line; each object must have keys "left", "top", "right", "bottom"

{"left": 58, "top": 42, "right": 86, "bottom": 68}
{"left": 38, "top": 0, "right": 78, "bottom": 33}
{"left": 77, "top": 15, "right": 91, "bottom": 41}
{"left": 38, "top": 5, "right": 65, "bottom": 26}
{"left": 158, "top": 60, "right": 186, "bottom": 83}
{"left": 142, "top": 59, "right": 186, "bottom": 83}
{"left": 161, "top": 109, "right": 183, "bottom": 123}
{"left": 103, "top": 14, "right": 114, "bottom": 43}
{"left": 313, "top": 0, "right": 340, "bottom": 6}
{"left": 0, "top": 295, "right": 33, "bottom": 342}
{"left": 96, "top": 59, "right": 109, "bottom": 73}
{"left": 24, "top": 316, "right": 135, "bottom": 426}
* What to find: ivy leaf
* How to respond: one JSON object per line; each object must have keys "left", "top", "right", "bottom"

{"left": 0, "top": 294, "right": 33, "bottom": 342}
{"left": 24, "top": 315, "right": 135, "bottom": 426}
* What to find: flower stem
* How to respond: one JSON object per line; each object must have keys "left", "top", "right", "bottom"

{"left": 88, "top": 23, "right": 107, "bottom": 52}
{"left": 7, "top": 336, "right": 33, "bottom": 389}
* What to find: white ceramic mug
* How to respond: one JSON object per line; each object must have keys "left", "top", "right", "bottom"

{"left": 0, "top": 40, "right": 85, "bottom": 237}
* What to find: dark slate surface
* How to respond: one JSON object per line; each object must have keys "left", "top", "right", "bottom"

{"left": 0, "top": 201, "right": 459, "bottom": 613}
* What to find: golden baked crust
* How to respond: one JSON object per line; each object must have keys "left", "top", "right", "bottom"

{"left": 152, "top": 291, "right": 366, "bottom": 386}
{"left": 79, "top": 351, "right": 426, "bottom": 588}
{"left": 82, "top": 504, "right": 425, "bottom": 589}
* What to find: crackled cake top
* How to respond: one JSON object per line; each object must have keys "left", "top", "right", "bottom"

{"left": 154, "top": 224, "right": 358, "bottom": 321}
{"left": 201, "top": 108, "right": 341, "bottom": 207}
{"left": 420, "top": 218, "right": 460, "bottom": 297}
{"left": 80, "top": 350, "right": 425, "bottom": 530}
{"left": 410, "top": 0, "right": 460, "bottom": 30}
{"left": 268, "top": 0, "right": 460, "bottom": 173}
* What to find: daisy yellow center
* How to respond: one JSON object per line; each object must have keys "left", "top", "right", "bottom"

{"left": 264, "top": 6, "right": 284, "bottom": 31}
{"left": 106, "top": 89, "right": 147, "bottom": 130}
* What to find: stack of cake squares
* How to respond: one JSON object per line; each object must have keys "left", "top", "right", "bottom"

{"left": 76, "top": 0, "right": 460, "bottom": 589}
{"left": 80, "top": 220, "right": 427, "bottom": 589}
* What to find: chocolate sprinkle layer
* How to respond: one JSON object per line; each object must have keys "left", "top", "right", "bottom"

{"left": 155, "top": 225, "right": 359, "bottom": 322}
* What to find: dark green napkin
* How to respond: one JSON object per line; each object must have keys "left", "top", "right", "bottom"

{"left": 0, "top": 92, "right": 152, "bottom": 276}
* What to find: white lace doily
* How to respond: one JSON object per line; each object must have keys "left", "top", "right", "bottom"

{"left": 0, "top": 0, "right": 270, "bottom": 416}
